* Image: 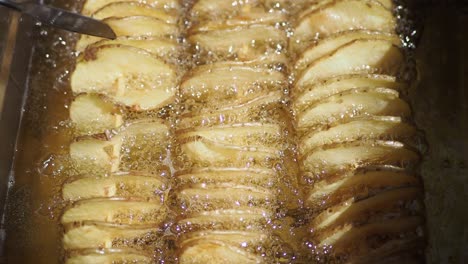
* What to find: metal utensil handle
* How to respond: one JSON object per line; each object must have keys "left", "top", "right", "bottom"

{"left": 0, "top": 0, "right": 21, "bottom": 11}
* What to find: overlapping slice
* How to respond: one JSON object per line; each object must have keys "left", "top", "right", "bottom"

{"left": 66, "top": 250, "right": 153, "bottom": 264}
{"left": 62, "top": 198, "right": 166, "bottom": 225}
{"left": 71, "top": 45, "right": 176, "bottom": 110}
{"left": 92, "top": 2, "right": 178, "bottom": 23}
{"left": 299, "top": 116, "right": 417, "bottom": 152}
{"left": 181, "top": 63, "right": 286, "bottom": 112}
{"left": 89, "top": 36, "right": 179, "bottom": 58}
{"left": 296, "top": 89, "right": 411, "bottom": 130}
{"left": 179, "top": 231, "right": 269, "bottom": 264}
{"left": 315, "top": 216, "right": 422, "bottom": 254}
{"left": 63, "top": 223, "right": 163, "bottom": 250}
{"left": 70, "top": 119, "right": 169, "bottom": 174}
{"left": 77, "top": 17, "right": 179, "bottom": 51}
{"left": 62, "top": 173, "right": 167, "bottom": 201}
{"left": 294, "top": 31, "right": 401, "bottom": 73}
{"left": 82, "top": 0, "right": 180, "bottom": 16}
{"left": 305, "top": 168, "right": 420, "bottom": 209}
{"left": 292, "top": 74, "right": 407, "bottom": 114}
{"left": 291, "top": 0, "right": 395, "bottom": 51}
{"left": 296, "top": 39, "right": 404, "bottom": 86}
{"left": 302, "top": 141, "right": 420, "bottom": 177}
{"left": 189, "top": 25, "right": 287, "bottom": 63}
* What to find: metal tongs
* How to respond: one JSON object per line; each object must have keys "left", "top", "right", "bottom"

{"left": 0, "top": 0, "right": 116, "bottom": 39}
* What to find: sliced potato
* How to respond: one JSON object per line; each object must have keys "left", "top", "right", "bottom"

{"left": 176, "top": 185, "right": 274, "bottom": 212}
{"left": 302, "top": 141, "right": 420, "bottom": 176}
{"left": 70, "top": 94, "right": 123, "bottom": 135}
{"left": 178, "top": 124, "right": 283, "bottom": 150}
{"left": 82, "top": 0, "right": 180, "bottom": 16}
{"left": 293, "top": 74, "right": 406, "bottom": 113}
{"left": 300, "top": 117, "right": 416, "bottom": 151}
{"left": 181, "top": 63, "right": 286, "bottom": 111}
{"left": 175, "top": 168, "right": 276, "bottom": 187}
{"left": 92, "top": 2, "right": 178, "bottom": 23}
{"left": 77, "top": 16, "right": 179, "bottom": 51}
{"left": 116, "top": 120, "right": 170, "bottom": 171}
{"left": 315, "top": 216, "right": 422, "bottom": 252}
{"left": 66, "top": 252, "right": 152, "bottom": 264}
{"left": 177, "top": 208, "right": 272, "bottom": 231}
{"left": 305, "top": 169, "right": 420, "bottom": 209}
{"left": 70, "top": 138, "right": 121, "bottom": 174}
{"left": 311, "top": 187, "right": 422, "bottom": 232}
{"left": 291, "top": 0, "right": 395, "bottom": 51}
{"left": 296, "top": 90, "right": 411, "bottom": 130}
{"left": 192, "top": 9, "right": 286, "bottom": 32}
{"left": 296, "top": 39, "right": 403, "bottom": 86}
{"left": 63, "top": 223, "right": 162, "bottom": 250}
{"left": 61, "top": 198, "right": 165, "bottom": 225}
{"left": 294, "top": 31, "right": 401, "bottom": 73}
{"left": 71, "top": 45, "right": 176, "bottom": 110}
{"left": 62, "top": 174, "right": 167, "bottom": 201}
{"left": 89, "top": 36, "right": 179, "bottom": 57}
{"left": 180, "top": 230, "right": 268, "bottom": 249}
{"left": 179, "top": 240, "right": 261, "bottom": 264}
{"left": 177, "top": 92, "right": 286, "bottom": 131}
{"left": 189, "top": 25, "right": 287, "bottom": 62}
{"left": 190, "top": 0, "right": 288, "bottom": 18}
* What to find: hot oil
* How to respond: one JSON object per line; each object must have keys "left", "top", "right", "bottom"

{"left": 2, "top": 0, "right": 439, "bottom": 263}
{"left": 3, "top": 0, "right": 82, "bottom": 262}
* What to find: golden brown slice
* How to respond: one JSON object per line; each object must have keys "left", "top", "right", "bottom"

{"left": 292, "top": 74, "right": 407, "bottom": 114}
{"left": 311, "top": 187, "right": 422, "bottom": 232}
{"left": 61, "top": 198, "right": 166, "bottom": 225}
{"left": 296, "top": 39, "right": 403, "bottom": 86}
{"left": 190, "top": 0, "right": 288, "bottom": 18}
{"left": 291, "top": 0, "right": 395, "bottom": 51}
{"left": 175, "top": 168, "right": 276, "bottom": 187}
{"left": 302, "top": 141, "right": 420, "bottom": 176}
{"left": 179, "top": 131, "right": 282, "bottom": 169}
{"left": 189, "top": 25, "right": 287, "bottom": 62}
{"left": 296, "top": 90, "right": 411, "bottom": 130}
{"left": 314, "top": 216, "right": 423, "bottom": 253}
{"left": 178, "top": 124, "right": 284, "bottom": 150}
{"left": 71, "top": 45, "right": 176, "bottom": 110}
{"left": 294, "top": 31, "right": 401, "bottom": 73}
{"left": 63, "top": 223, "right": 162, "bottom": 250}
{"left": 176, "top": 184, "right": 275, "bottom": 212}
{"left": 179, "top": 241, "right": 261, "bottom": 264}
{"left": 181, "top": 63, "right": 286, "bottom": 111}
{"left": 82, "top": 0, "right": 180, "bottom": 16}
{"left": 191, "top": 9, "right": 286, "bottom": 32}
{"left": 305, "top": 168, "right": 420, "bottom": 209}
{"left": 70, "top": 138, "right": 121, "bottom": 174}
{"left": 77, "top": 16, "right": 179, "bottom": 51}
{"left": 178, "top": 92, "right": 286, "bottom": 131}
{"left": 92, "top": 2, "right": 178, "bottom": 23}
{"left": 88, "top": 36, "right": 179, "bottom": 58}
{"left": 70, "top": 94, "right": 123, "bottom": 135}
{"left": 66, "top": 250, "right": 152, "bottom": 264}
{"left": 179, "top": 231, "right": 269, "bottom": 264}
{"left": 177, "top": 208, "right": 272, "bottom": 231}
{"left": 299, "top": 117, "right": 416, "bottom": 152}
{"left": 62, "top": 173, "right": 167, "bottom": 201}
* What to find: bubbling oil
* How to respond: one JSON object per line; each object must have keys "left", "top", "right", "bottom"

{"left": 3, "top": 0, "right": 426, "bottom": 263}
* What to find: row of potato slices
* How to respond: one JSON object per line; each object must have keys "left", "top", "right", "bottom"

{"left": 70, "top": 1, "right": 182, "bottom": 129}
{"left": 289, "top": 1, "right": 425, "bottom": 262}
{"left": 64, "top": 1, "right": 182, "bottom": 263}
{"left": 175, "top": 2, "right": 297, "bottom": 263}
{"left": 62, "top": 120, "right": 171, "bottom": 263}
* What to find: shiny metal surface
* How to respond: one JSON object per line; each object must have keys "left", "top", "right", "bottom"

{"left": 0, "top": 5, "right": 34, "bottom": 262}
{"left": 0, "top": 0, "right": 115, "bottom": 39}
